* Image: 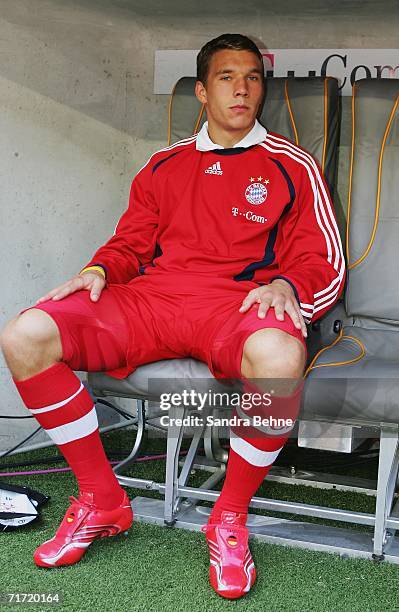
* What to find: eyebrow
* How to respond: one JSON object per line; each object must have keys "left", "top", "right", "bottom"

{"left": 215, "top": 67, "right": 264, "bottom": 76}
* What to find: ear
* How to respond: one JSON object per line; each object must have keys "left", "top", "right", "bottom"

{"left": 195, "top": 80, "right": 207, "bottom": 105}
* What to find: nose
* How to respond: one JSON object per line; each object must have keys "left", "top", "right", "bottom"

{"left": 234, "top": 77, "right": 249, "bottom": 98}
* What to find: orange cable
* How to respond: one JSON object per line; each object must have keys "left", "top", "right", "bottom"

{"left": 193, "top": 104, "right": 205, "bottom": 135}
{"left": 346, "top": 83, "right": 356, "bottom": 263}
{"left": 284, "top": 79, "right": 299, "bottom": 145}
{"left": 304, "top": 328, "right": 343, "bottom": 378}
{"left": 305, "top": 330, "right": 366, "bottom": 377}
{"left": 167, "top": 81, "right": 179, "bottom": 145}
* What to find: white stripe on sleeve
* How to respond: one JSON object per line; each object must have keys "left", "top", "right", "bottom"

{"left": 260, "top": 138, "right": 345, "bottom": 313}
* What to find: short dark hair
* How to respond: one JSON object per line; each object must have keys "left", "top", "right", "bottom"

{"left": 196, "top": 33, "right": 264, "bottom": 84}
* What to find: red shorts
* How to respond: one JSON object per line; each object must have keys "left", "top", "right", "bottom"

{"left": 23, "top": 274, "right": 306, "bottom": 379}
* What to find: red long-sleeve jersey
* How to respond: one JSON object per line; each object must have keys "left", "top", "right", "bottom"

{"left": 85, "top": 128, "right": 345, "bottom": 323}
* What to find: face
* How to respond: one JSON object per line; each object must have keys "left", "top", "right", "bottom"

{"left": 195, "top": 49, "right": 264, "bottom": 137}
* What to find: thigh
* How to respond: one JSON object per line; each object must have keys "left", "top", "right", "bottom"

{"left": 22, "top": 288, "right": 131, "bottom": 373}
{"left": 209, "top": 302, "right": 307, "bottom": 380}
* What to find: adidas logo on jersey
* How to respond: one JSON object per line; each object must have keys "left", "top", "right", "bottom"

{"left": 205, "top": 161, "right": 223, "bottom": 175}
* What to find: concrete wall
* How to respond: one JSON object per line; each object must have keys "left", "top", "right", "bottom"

{"left": 0, "top": 0, "right": 397, "bottom": 449}
{"left": 0, "top": 0, "right": 165, "bottom": 448}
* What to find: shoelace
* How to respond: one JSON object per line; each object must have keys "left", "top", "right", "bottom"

{"left": 67, "top": 495, "right": 96, "bottom": 511}
{"left": 201, "top": 522, "right": 248, "bottom": 536}
{"left": 69, "top": 495, "right": 96, "bottom": 514}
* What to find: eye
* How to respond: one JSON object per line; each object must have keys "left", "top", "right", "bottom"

{"left": 248, "top": 75, "right": 259, "bottom": 81}
{"left": 220, "top": 75, "right": 231, "bottom": 80}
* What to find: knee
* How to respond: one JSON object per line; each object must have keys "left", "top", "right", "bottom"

{"left": 0, "top": 309, "right": 61, "bottom": 361}
{"left": 241, "top": 328, "right": 305, "bottom": 379}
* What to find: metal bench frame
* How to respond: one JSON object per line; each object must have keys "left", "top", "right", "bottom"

{"left": 94, "top": 391, "right": 399, "bottom": 563}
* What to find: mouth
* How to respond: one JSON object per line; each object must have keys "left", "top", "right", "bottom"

{"left": 230, "top": 104, "right": 250, "bottom": 113}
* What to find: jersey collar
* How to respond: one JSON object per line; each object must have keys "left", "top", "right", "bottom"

{"left": 196, "top": 119, "right": 267, "bottom": 152}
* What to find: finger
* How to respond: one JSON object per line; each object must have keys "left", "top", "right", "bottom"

{"left": 294, "top": 305, "right": 307, "bottom": 338}
{"left": 284, "top": 301, "right": 302, "bottom": 329}
{"left": 36, "top": 292, "right": 57, "bottom": 304}
{"left": 285, "top": 301, "right": 308, "bottom": 338}
{"left": 89, "top": 277, "right": 105, "bottom": 302}
{"left": 239, "top": 290, "right": 260, "bottom": 313}
{"left": 35, "top": 282, "right": 71, "bottom": 304}
{"left": 257, "top": 302, "right": 269, "bottom": 319}
{"left": 52, "top": 277, "right": 84, "bottom": 301}
{"left": 257, "top": 295, "right": 273, "bottom": 318}
{"left": 272, "top": 299, "right": 286, "bottom": 321}
{"left": 299, "top": 313, "right": 308, "bottom": 338}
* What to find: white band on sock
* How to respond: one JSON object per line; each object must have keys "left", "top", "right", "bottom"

{"left": 230, "top": 431, "right": 283, "bottom": 467}
{"left": 46, "top": 406, "right": 98, "bottom": 445}
{"left": 30, "top": 383, "right": 84, "bottom": 414}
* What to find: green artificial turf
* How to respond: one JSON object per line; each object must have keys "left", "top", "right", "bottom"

{"left": 1, "top": 429, "right": 399, "bottom": 612}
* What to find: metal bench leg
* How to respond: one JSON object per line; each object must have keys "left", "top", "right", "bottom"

{"left": 373, "top": 425, "right": 399, "bottom": 558}
{"left": 203, "top": 409, "right": 228, "bottom": 464}
{"left": 113, "top": 400, "right": 146, "bottom": 476}
{"left": 164, "top": 405, "right": 188, "bottom": 525}
{"left": 178, "top": 420, "right": 206, "bottom": 487}
{"left": 178, "top": 410, "right": 226, "bottom": 510}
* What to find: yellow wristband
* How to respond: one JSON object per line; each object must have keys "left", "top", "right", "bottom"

{"left": 79, "top": 265, "right": 106, "bottom": 279}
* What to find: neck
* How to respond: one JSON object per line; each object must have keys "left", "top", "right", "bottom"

{"left": 207, "top": 121, "right": 255, "bottom": 148}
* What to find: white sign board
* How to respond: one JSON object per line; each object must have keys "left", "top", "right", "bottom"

{"left": 154, "top": 49, "right": 399, "bottom": 96}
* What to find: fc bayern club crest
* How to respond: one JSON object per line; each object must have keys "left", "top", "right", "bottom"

{"left": 245, "top": 176, "right": 270, "bottom": 205}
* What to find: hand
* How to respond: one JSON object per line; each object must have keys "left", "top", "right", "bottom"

{"left": 239, "top": 279, "right": 307, "bottom": 338}
{"left": 36, "top": 271, "right": 107, "bottom": 304}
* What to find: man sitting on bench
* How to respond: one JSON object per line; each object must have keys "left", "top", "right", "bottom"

{"left": 0, "top": 33, "right": 344, "bottom": 599}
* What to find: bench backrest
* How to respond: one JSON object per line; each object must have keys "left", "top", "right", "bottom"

{"left": 168, "top": 76, "right": 340, "bottom": 196}
{"left": 346, "top": 78, "right": 399, "bottom": 321}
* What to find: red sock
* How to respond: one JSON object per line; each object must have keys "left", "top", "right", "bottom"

{"left": 13, "top": 362, "right": 124, "bottom": 510}
{"left": 211, "top": 436, "right": 284, "bottom": 519}
{"left": 212, "top": 382, "right": 302, "bottom": 519}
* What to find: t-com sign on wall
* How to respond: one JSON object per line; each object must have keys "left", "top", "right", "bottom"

{"left": 154, "top": 49, "right": 398, "bottom": 96}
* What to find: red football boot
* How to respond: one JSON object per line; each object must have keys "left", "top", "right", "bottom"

{"left": 202, "top": 511, "right": 256, "bottom": 599}
{"left": 34, "top": 490, "right": 133, "bottom": 568}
